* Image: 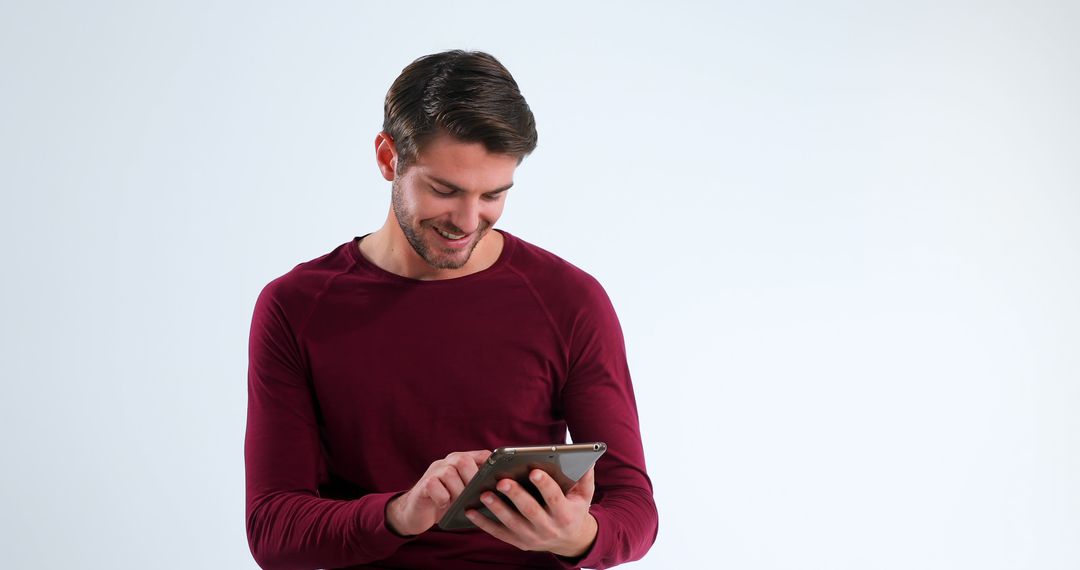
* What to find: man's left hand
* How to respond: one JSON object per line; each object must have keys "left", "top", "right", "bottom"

{"left": 465, "top": 467, "right": 598, "bottom": 558}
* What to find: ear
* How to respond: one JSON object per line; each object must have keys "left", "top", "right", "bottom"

{"left": 374, "top": 131, "right": 398, "bottom": 182}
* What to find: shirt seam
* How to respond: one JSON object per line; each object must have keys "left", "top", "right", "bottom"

{"left": 294, "top": 256, "right": 361, "bottom": 350}
{"left": 504, "top": 264, "right": 571, "bottom": 374}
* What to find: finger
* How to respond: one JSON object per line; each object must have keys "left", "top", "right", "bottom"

{"left": 568, "top": 467, "right": 596, "bottom": 502}
{"left": 422, "top": 477, "right": 451, "bottom": 505}
{"left": 446, "top": 452, "right": 483, "bottom": 483}
{"left": 480, "top": 488, "right": 530, "bottom": 535}
{"left": 465, "top": 449, "right": 493, "bottom": 465}
{"left": 438, "top": 466, "right": 467, "bottom": 501}
{"left": 460, "top": 458, "right": 480, "bottom": 484}
{"left": 465, "top": 509, "right": 523, "bottom": 550}
{"left": 447, "top": 450, "right": 491, "bottom": 466}
{"left": 495, "top": 478, "right": 548, "bottom": 525}
{"left": 528, "top": 469, "right": 567, "bottom": 512}
{"left": 444, "top": 450, "right": 492, "bottom": 485}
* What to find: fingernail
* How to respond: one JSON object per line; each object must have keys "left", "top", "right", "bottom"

{"left": 497, "top": 481, "right": 511, "bottom": 493}
{"left": 481, "top": 494, "right": 493, "bottom": 505}
{"left": 530, "top": 470, "right": 542, "bottom": 482}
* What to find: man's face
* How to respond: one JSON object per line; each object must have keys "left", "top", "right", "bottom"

{"left": 389, "top": 133, "right": 518, "bottom": 270}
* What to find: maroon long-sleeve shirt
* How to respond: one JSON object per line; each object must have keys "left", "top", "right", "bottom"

{"left": 245, "top": 229, "right": 657, "bottom": 569}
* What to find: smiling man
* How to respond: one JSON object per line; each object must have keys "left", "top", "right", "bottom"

{"left": 245, "top": 50, "right": 658, "bottom": 569}
{"left": 359, "top": 130, "right": 517, "bottom": 280}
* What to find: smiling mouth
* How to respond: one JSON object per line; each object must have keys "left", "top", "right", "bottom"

{"left": 433, "top": 225, "right": 467, "bottom": 240}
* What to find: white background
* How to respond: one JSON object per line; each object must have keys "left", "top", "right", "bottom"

{"left": 2, "top": 1, "right": 1078, "bottom": 568}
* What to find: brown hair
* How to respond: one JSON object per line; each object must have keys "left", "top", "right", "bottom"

{"left": 382, "top": 50, "right": 538, "bottom": 174}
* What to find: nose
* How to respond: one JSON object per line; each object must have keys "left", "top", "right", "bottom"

{"left": 448, "top": 196, "right": 482, "bottom": 235}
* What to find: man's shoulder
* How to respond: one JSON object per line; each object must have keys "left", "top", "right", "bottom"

{"left": 256, "top": 239, "right": 357, "bottom": 311}
{"left": 503, "top": 231, "right": 610, "bottom": 306}
{"left": 502, "top": 231, "right": 622, "bottom": 348}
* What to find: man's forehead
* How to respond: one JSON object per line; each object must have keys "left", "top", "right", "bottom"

{"left": 406, "top": 134, "right": 518, "bottom": 193}
{"left": 414, "top": 133, "right": 518, "bottom": 167}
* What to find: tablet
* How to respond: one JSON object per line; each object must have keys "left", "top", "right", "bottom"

{"left": 437, "top": 442, "right": 607, "bottom": 531}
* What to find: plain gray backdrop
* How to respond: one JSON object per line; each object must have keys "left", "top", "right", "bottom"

{"left": 2, "top": 1, "right": 1078, "bottom": 568}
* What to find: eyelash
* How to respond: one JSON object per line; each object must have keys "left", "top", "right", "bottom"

{"left": 432, "top": 187, "right": 502, "bottom": 201}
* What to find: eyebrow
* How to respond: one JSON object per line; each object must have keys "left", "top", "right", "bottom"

{"left": 429, "top": 175, "right": 514, "bottom": 195}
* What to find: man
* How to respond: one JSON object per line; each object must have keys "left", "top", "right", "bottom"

{"left": 245, "top": 50, "right": 657, "bottom": 569}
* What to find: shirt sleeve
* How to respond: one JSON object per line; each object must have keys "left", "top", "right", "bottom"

{"left": 553, "top": 277, "right": 659, "bottom": 569}
{"left": 244, "top": 282, "right": 413, "bottom": 569}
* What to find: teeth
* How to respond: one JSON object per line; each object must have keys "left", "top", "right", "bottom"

{"left": 434, "top": 226, "right": 465, "bottom": 240}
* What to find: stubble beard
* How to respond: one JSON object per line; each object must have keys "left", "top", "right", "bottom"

{"left": 391, "top": 177, "right": 486, "bottom": 270}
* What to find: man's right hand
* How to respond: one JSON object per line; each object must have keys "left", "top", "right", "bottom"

{"left": 385, "top": 450, "right": 492, "bottom": 536}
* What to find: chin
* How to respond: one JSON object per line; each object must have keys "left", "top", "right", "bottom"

{"left": 431, "top": 244, "right": 476, "bottom": 269}
{"left": 428, "top": 255, "right": 469, "bottom": 270}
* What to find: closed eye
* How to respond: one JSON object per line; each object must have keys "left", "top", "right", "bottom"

{"left": 432, "top": 187, "right": 506, "bottom": 201}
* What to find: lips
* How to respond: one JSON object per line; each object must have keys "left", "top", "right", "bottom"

{"left": 431, "top": 225, "right": 471, "bottom": 247}
{"left": 433, "top": 225, "right": 465, "bottom": 240}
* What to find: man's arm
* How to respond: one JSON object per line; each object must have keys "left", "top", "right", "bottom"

{"left": 467, "top": 271, "right": 659, "bottom": 568}
{"left": 554, "top": 277, "right": 659, "bottom": 569}
{"left": 244, "top": 283, "right": 413, "bottom": 569}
